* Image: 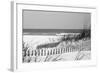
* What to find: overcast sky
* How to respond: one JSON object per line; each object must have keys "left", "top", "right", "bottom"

{"left": 23, "top": 10, "right": 91, "bottom": 29}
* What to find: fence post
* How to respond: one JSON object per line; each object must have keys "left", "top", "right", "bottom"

{"left": 44, "top": 49, "right": 46, "bottom": 56}
{"left": 53, "top": 49, "right": 55, "bottom": 55}
{"left": 50, "top": 49, "right": 53, "bottom": 55}
{"left": 47, "top": 50, "right": 50, "bottom": 55}
{"left": 55, "top": 48, "right": 58, "bottom": 54}
{"left": 37, "top": 49, "right": 40, "bottom": 56}
{"left": 63, "top": 47, "right": 66, "bottom": 53}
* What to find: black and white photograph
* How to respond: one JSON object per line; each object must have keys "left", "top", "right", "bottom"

{"left": 22, "top": 10, "right": 91, "bottom": 63}
{"left": 10, "top": 1, "right": 97, "bottom": 71}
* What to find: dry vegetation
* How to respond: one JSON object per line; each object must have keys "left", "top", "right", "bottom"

{"left": 22, "top": 30, "right": 91, "bottom": 63}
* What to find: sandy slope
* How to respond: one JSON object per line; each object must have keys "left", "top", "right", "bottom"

{"left": 23, "top": 35, "right": 91, "bottom": 62}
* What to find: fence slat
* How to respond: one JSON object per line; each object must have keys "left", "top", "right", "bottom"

{"left": 25, "top": 45, "right": 86, "bottom": 57}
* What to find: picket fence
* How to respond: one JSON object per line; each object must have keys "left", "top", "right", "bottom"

{"left": 24, "top": 45, "right": 90, "bottom": 57}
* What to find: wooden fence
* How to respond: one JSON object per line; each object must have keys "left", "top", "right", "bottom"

{"left": 23, "top": 45, "right": 90, "bottom": 57}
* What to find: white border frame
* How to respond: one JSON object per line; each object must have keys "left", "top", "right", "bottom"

{"left": 11, "top": 1, "right": 97, "bottom": 72}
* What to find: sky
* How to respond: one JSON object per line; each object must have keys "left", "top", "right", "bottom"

{"left": 23, "top": 10, "right": 91, "bottom": 29}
